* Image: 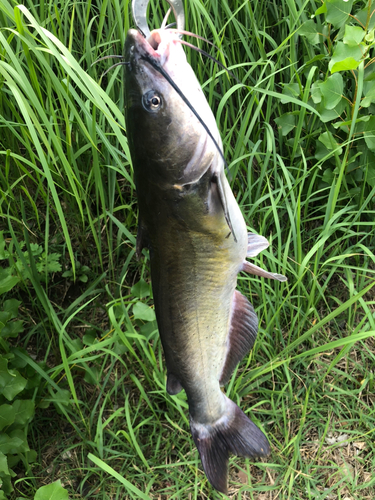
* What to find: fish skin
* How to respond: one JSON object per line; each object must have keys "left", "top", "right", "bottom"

{"left": 124, "top": 28, "right": 271, "bottom": 493}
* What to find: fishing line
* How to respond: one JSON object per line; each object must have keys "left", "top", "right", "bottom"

{"left": 140, "top": 54, "right": 229, "bottom": 175}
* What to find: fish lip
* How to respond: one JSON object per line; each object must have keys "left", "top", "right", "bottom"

{"left": 127, "top": 28, "right": 171, "bottom": 63}
{"left": 126, "top": 28, "right": 181, "bottom": 70}
{"left": 126, "top": 28, "right": 158, "bottom": 61}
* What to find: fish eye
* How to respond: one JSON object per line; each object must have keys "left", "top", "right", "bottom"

{"left": 142, "top": 90, "right": 162, "bottom": 112}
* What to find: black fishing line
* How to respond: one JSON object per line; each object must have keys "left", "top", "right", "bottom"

{"left": 140, "top": 53, "right": 229, "bottom": 175}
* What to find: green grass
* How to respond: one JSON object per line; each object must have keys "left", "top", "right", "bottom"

{"left": 1, "top": 0, "right": 375, "bottom": 498}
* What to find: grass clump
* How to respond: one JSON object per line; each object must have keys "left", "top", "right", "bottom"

{"left": 0, "top": 0, "right": 374, "bottom": 499}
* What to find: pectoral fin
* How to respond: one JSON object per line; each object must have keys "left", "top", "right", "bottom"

{"left": 219, "top": 290, "right": 258, "bottom": 386}
{"left": 213, "top": 173, "right": 237, "bottom": 242}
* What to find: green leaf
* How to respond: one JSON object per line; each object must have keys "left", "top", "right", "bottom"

{"left": 26, "top": 449, "right": 37, "bottom": 463}
{"left": 82, "top": 333, "right": 97, "bottom": 345}
{"left": 319, "top": 98, "right": 346, "bottom": 123}
{"left": 45, "top": 253, "right": 62, "bottom": 273}
{"left": 28, "top": 244, "right": 42, "bottom": 256}
{"left": 366, "top": 156, "right": 375, "bottom": 187}
{"left": 131, "top": 279, "right": 151, "bottom": 299}
{"left": 315, "top": 4, "right": 327, "bottom": 16}
{"left": 365, "top": 29, "right": 374, "bottom": 43}
{"left": 0, "top": 232, "right": 10, "bottom": 261}
{"left": 0, "top": 405, "right": 15, "bottom": 431}
{"left": 3, "top": 300, "right": 21, "bottom": 319}
{"left": 343, "top": 25, "right": 365, "bottom": 46}
{"left": 275, "top": 113, "right": 296, "bottom": 136}
{"left": 280, "top": 83, "right": 300, "bottom": 103}
{"left": 311, "top": 81, "right": 322, "bottom": 104}
{"left": 0, "top": 312, "right": 11, "bottom": 328}
{"left": 319, "top": 131, "right": 343, "bottom": 155}
{"left": 139, "top": 320, "right": 158, "bottom": 340}
{"left": 133, "top": 302, "right": 156, "bottom": 322}
{"left": 319, "top": 73, "right": 343, "bottom": 109}
{"left": 0, "top": 452, "right": 9, "bottom": 476}
{"left": 364, "top": 116, "right": 375, "bottom": 151}
{"left": 315, "top": 141, "right": 331, "bottom": 161}
{"left": 0, "top": 270, "right": 20, "bottom": 295}
{"left": 50, "top": 389, "right": 71, "bottom": 408}
{"left": 362, "top": 81, "right": 375, "bottom": 107}
{"left": 299, "top": 20, "right": 320, "bottom": 44}
{"left": 326, "top": 0, "right": 354, "bottom": 28}
{"left": 34, "top": 480, "right": 69, "bottom": 500}
{"left": 356, "top": 8, "right": 375, "bottom": 32}
{"left": 0, "top": 359, "right": 27, "bottom": 401}
{"left": 0, "top": 433, "right": 23, "bottom": 454}
{"left": 12, "top": 400, "right": 34, "bottom": 426}
{"left": 322, "top": 168, "right": 335, "bottom": 184}
{"left": 83, "top": 365, "right": 100, "bottom": 385}
{"left": 8, "top": 429, "right": 29, "bottom": 453}
{"left": 330, "top": 57, "right": 360, "bottom": 73}
{"left": 0, "top": 320, "right": 23, "bottom": 340}
{"left": 329, "top": 42, "right": 363, "bottom": 73}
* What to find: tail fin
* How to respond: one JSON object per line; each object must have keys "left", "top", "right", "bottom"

{"left": 190, "top": 396, "right": 270, "bottom": 494}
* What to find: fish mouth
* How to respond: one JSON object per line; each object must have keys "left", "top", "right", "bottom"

{"left": 126, "top": 28, "right": 179, "bottom": 68}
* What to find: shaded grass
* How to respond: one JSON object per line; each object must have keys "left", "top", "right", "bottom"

{"left": 1, "top": 0, "right": 375, "bottom": 499}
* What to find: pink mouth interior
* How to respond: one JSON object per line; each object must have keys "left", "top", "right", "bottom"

{"left": 147, "top": 31, "right": 162, "bottom": 51}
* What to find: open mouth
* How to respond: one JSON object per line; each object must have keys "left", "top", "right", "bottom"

{"left": 128, "top": 28, "right": 179, "bottom": 67}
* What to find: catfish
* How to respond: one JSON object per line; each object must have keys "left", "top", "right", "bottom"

{"left": 124, "top": 27, "right": 285, "bottom": 493}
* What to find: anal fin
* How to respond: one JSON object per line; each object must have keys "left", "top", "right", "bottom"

{"left": 242, "top": 261, "right": 287, "bottom": 282}
{"left": 219, "top": 290, "right": 258, "bottom": 386}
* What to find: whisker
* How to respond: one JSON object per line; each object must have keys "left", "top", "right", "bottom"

{"left": 161, "top": 7, "right": 172, "bottom": 30}
{"left": 175, "top": 40, "right": 240, "bottom": 84}
{"left": 167, "top": 29, "right": 220, "bottom": 52}
{"left": 101, "top": 61, "right": 130, "bottom": 77}
{"left": 91, "top": 55, "right": 124, "bottom": 67}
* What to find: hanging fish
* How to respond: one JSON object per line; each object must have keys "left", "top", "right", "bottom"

{"left": 123, "top": 0, "right": 286, "bottom": 493}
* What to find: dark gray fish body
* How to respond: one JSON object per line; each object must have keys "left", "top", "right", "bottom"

{"left": 124, "top": 28, "right": 284, "bottom": 493}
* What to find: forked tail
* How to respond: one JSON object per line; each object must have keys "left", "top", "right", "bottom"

{"left": 190, "top": 395, "right": 270, "bottom": 494}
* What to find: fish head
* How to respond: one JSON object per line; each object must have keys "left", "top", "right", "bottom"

{"left": 124, "top": 28, "right": 220, "bottom": 188}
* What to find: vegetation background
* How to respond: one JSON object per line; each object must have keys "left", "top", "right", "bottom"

{"left": 0, "top": 0, "right": 375, "bottom": 498}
